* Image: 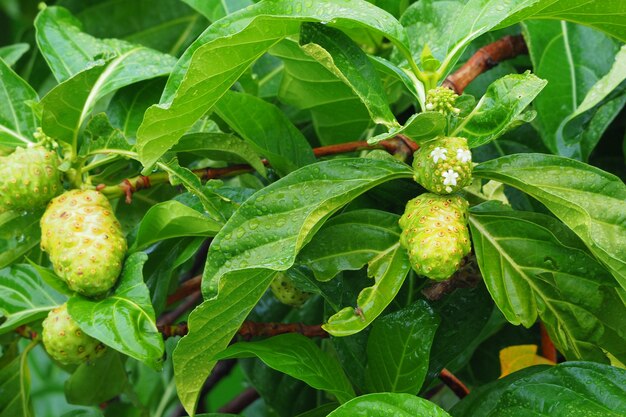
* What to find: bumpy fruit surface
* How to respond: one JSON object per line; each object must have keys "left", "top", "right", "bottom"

{"left": 41, "top": 190, "right": 127, "bottom": 297}
{"left": 399, "top": 193, "right": 471, "bottom": 280}
{"left": 412, "top": 136, "right": 472, "bottom": 194}
{"left": 42, "top": 303, "right": 106, "bottom": 365}
{"left": 270, "top": 273, "right": 311, "bottom": 307}
{"left": 0, "top": 146, "right": 61, "bottom": 213}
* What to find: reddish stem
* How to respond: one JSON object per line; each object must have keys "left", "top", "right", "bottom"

{"left": 540, "top": 322, "right": 558, "bottom": 363}
{"left": 439, "top": 368, "right": 470, "bottom": 398}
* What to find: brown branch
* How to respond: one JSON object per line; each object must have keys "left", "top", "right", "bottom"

{"left": 443, "top": 34, "right": 528, "bottom": 94}
{"left": 157, "top": 291, "right": 202, "bottom": 329}
{"left": 167, "top": 275, "right": 202, "bottom": 305}
{"left": 218, "top": 387, "right": 260, "bottom": 414}
{"left": 156, "top": 320, "right": 330, "bottom": 340}
{"left": 540, "top": 322, "right": 558, "bottom": 363}
{"left": 439, "top": 368, "right": 470, "bottom": 399}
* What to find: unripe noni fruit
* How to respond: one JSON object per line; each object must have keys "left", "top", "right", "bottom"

{"left": 42, "top": 303, "right": 106, "bottom": 365}
{"left": 399, "top": 193, "right": 471, "bottom": 280}
{"left": 41, "top": 190, "right": 126, "bottom": 297}
{"left": 412, "top": 136, "right": 472, "bottom": 194}
{"left": 424, "top": 86, "right": 460, "bottom": 116}
{"left": 0, "top": 146, "right": 61, "bottom": 213}
{"left": 270, "top": 273, "right": 311, "bottom": 307}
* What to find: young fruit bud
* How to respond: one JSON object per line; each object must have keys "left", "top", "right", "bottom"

{"left": 412, "top": 136, "right": 472, "bottom": 194}
{"left": 40, "top": 190, "right": 127, "bottom": 297}
{"left": 399, "top": 193, "right": 471, "bottom": 280}
{"left": 0, "top": 146, "right": 61, "bottom": 213}
{"left": 270, "top": 273, "right": 311, "bottom": 307}
{"left": 424, "top": 86, "right": 460, "bottom": 116}
{"left": 42, "top": 303, "right": 106, "bottom": 365}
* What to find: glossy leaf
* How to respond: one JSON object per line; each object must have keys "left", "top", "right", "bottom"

{"left": 214, "top": 91, "right": 315, "bottom": 175}
{"left": 173, "top": 269, "right": 276, "bottom": 415}
{"left": 68, "top": 252, "right": 164, "bottom": 369}
{"left": 137, "top": 0, "right": 409, "bottom": 167}
{"left": 0, "top": 211, "right": 43, "bottom": 270}
{"left": 452, "top": 72, "right": 547, "bottom": 148}
{"left": 452, "top": 362, "right": 626, "bottom": 416}
{"left": 524, "top": 20, "right": 624, "bottom": 159}
{"left": 469, "top": 207, "right": 626, "bottom": 363}
{"left": 365, "top": 300, "right": 439, "bottom": 394}
{"left": 473, "top": 154, "right": 626, "bottom": 291}
{"left": 80, "top": 113, "right": 133, "bottom": 157}
{"left": 327, "top": 393, "right": 451, "bottom": 417}
{"left": 130, "top": 200, "right": 221, "bottom": 251}
{"left": 216, "top": 334, "right": 356, "bottom": 403}
{"left": 64, "top": 350, "right": 128, "bottom": 405}
{"left": 182, "top": 0, "right": 252, "bottom": 21}
{"left": 369, "top": 111, "right": 445, "bottom": 145}
{"left": 0, "top": 59, "right": 38, "bottom": 149}
{"left": 299, "top": 23, "right": 396, "bottom": 128}
{"left": 0, "top": 342, "right": 35, "bottom": 417}
{"left": 35, "top": 6, "right": 176, "bottom": 83}
{"left": 0, "top": 43, "right": 29, "bottom": 66}
{"left": 0, "top": 264, "right": 65, "bottom": 334}
{"left": 202, "top": 157, "right": 413, "bottom": 297}
{"left": 107, "top": 79, "right": 165, "bottom": 139}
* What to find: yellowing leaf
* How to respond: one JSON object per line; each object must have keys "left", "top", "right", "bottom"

{"left": 499, "top": 344, "right": 555, "bottom": 378}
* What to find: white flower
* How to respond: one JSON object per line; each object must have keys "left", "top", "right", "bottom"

{"left": 442, "top": 169, "right": 459, "bottom": 186}
{"left": 430, "top": 147, "right": 447, "bottom": 163}
{"left": 425, "top": 102, "right": 435, "bottom": 111}
{"left": 456, "top": 148, "right": 472, "bottom": 163}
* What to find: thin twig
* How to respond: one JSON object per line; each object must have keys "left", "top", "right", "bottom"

{"left": 167, "top": 275, "right": 202, "bottom": 305}
{"left": 157, "top": 292, "right": 202, "bottom": 329}
{"left": 217, "top": 387, "right": 260, "bottom": 414}
{"left": 155, "top": 320, "right": 330, "bottom": 340}
{"left": 439, "top": 368, "right": 470, "bottom": 399}
{"left": 196, "top": 359, "right": 238, "bottom": 413}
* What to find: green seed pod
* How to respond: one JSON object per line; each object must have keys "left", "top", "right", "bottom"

{"left": 399, "top": 193, "right": 471, "bottom": 280}
{"left": 0, "top": 146, "right": 61, "bottom": 213}
{"left": 412, "top": 136, "right": 473, "bottom": 194}
{"left": 42, "top": 303, "right": 106, "bottom": 365}
{"left": 41, "top": 190, "right": 127, "bottom": 297}
{"left": 270, "top": 273, "right": 311, "bottom": 307}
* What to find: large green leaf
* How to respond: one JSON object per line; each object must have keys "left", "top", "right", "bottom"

{"left": 64, "top": 350, "right": 128, "bottom": 406}
{"left": 182, "top": 0, "right": 252, "bottom": 21}
{"left": 214, "top": 91, "right": 315, "bottom": 176}
{"left": 0, "top": 341, "right": 36, "bottom": 417}
{"left": 469, "top": 207, "right": 626, "bottom": 363}
{"left": 451, "top": 72, "right": 547, "bottom": 148}
{"left": 474, "top": 154, "right": 626, "bottom": 291}
{"left": 68, "top": 252, "right": 164, "bottom": 369}
{"left": 271, "top": 39, "right": 371, "bottom": 145}
{"left": 137, "top": 0, "right": 410, "bottom": 167}
{"left": 523, "top": 20, "right": 624, "bottom": 159}
{"left": 0, "top": 264, "right": 66, "bottom": 334}
{"left": 0, "top": 44, "right": 29, "bottom": 67}
{"left": 173, "top": 269, "right": 277, "bottom": 416}
{"left": 35, "top": 6, "right": 176, "bottom": 82}
{"left": 327, "top": 393, "right": 451, "bottom": 417}
{"left": 368, "top": 111, "right": 445, "bottom": 145}
{"left": 452, "top": 362, "right": 626, "bottom": 416}
{"left": 299, "top": 23, "right": 396, "bottom": 128}
{"left": 365, "top": 300, "right": 439, "bottom": 394}
{"left": 0, "top": 59, "right": 38, "bottom": 149}
{"left": 130, "top": 200, "right": 221, "bottom": 251}
{"left": 216, "top": 334, "right": 356, "bottom": 403}
{"left": 0, "top": 211, "right": 43, "bottom": 270}
{"left": 107, "top": 79, "right": 165, "bottom": 139}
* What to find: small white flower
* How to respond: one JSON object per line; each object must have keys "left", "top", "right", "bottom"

{"left": 430, "top": 147, "right": 447, "bottom": 163}
{"left": 442, "top": 169, "right": 459, "bottom": 186}
{"left": 425, "top": 102, "right": 435, "bottom": 111}
{"left": 456, "top": 148, "right": 472, "bottom": 163}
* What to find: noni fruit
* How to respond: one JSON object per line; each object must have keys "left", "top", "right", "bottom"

{"left": 413, "top": 136, "right": 472, "bottom": 194}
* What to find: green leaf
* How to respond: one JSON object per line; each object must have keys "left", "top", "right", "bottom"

{"left": 182, "top": 0, "right": 252, "bottom": 21}
{"left": 452, "top": 72, "right": 547, "bottom": 148}
{"left": 326, "top": 393, "right": 451, "bottom": 417}
{"left": 137, "top": 0, "right": 409, "bottom": 167}
{"left": 0, "top": 43, "right": 29, "bottom": 67}
{"left": 451, "top": 362, "right": 626, "bottom": 416}
{"left": 523, "top": 20, "right": 624, "bottom": 159}
{"left": 299, "top": 209, "right": 401, "bottom": 282}
{"left": 271, "top": 39, "right": 371, "bottom": 145}
{"left": 368, "top": 111, "right": 445, "bottom": 145}
{"left": 0, "top": 264, "right": 65, "bottom": 334}
{"left": 473, "top": 153, "right": 626, "bottom": 291}
{"left": 173, "top": 269, "right": 277, "bottom": 415}
{"left": 202, "top": 157, "right": 413, "bottom": 297}
{"left": 469, "top": 208, "right": 626, "bottom": 363}
{"left": 216, "top": 334, "right": 356, "bottom": 403}
{"left": 365, "top": 300, "right": 439, "bottom": 394}
{"left": 130, "top": 200, "right": 222, "bottom": 251}
{"left": 214, "top": 91, "right": 315, "bottom": 176}
{"left": 35, "top": 6, "right": 176, "bottom": 83}
{"left": 0, "top": 59, "right": 38, "bottom": 149}
{"left": 107, "top": 79, "right": 165, "bottom": 139}
{"left": 299, "top": 23, "right": 397, "bottom": 128}
{"left": 68, "top": 252, "right": 164, "bottom": 369}
{"left": 64, "top": 350, "right": 128, "bottom": 406}
{"left": 80, "top": 113, "right": 133, "bottom": 157}
{"left": 172, "top": 132, "right": 266, "bottom": 177}
{"left": 0, "top": 341, "right": 36, "bottom": 417}
{"left": 0, "top": 211, "right": 43, "bottom": 270}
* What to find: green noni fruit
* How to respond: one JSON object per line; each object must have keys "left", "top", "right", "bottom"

{"left": 42, "top": 303, "right": 106, "bottom": 365}
{"left": 270, "top": 273, "right": 311, "bottom": 307}
{"left": 412, "top": 136, "right": 472, "bottom": 194}
{"left": 41, "top": 189, "right": 127, "bottom": 297}
{"left": 399, "top": 193, "right": 471, "bottom": 280}
{"left": 0, "top": 145, "right": 61, "bottom": 213}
